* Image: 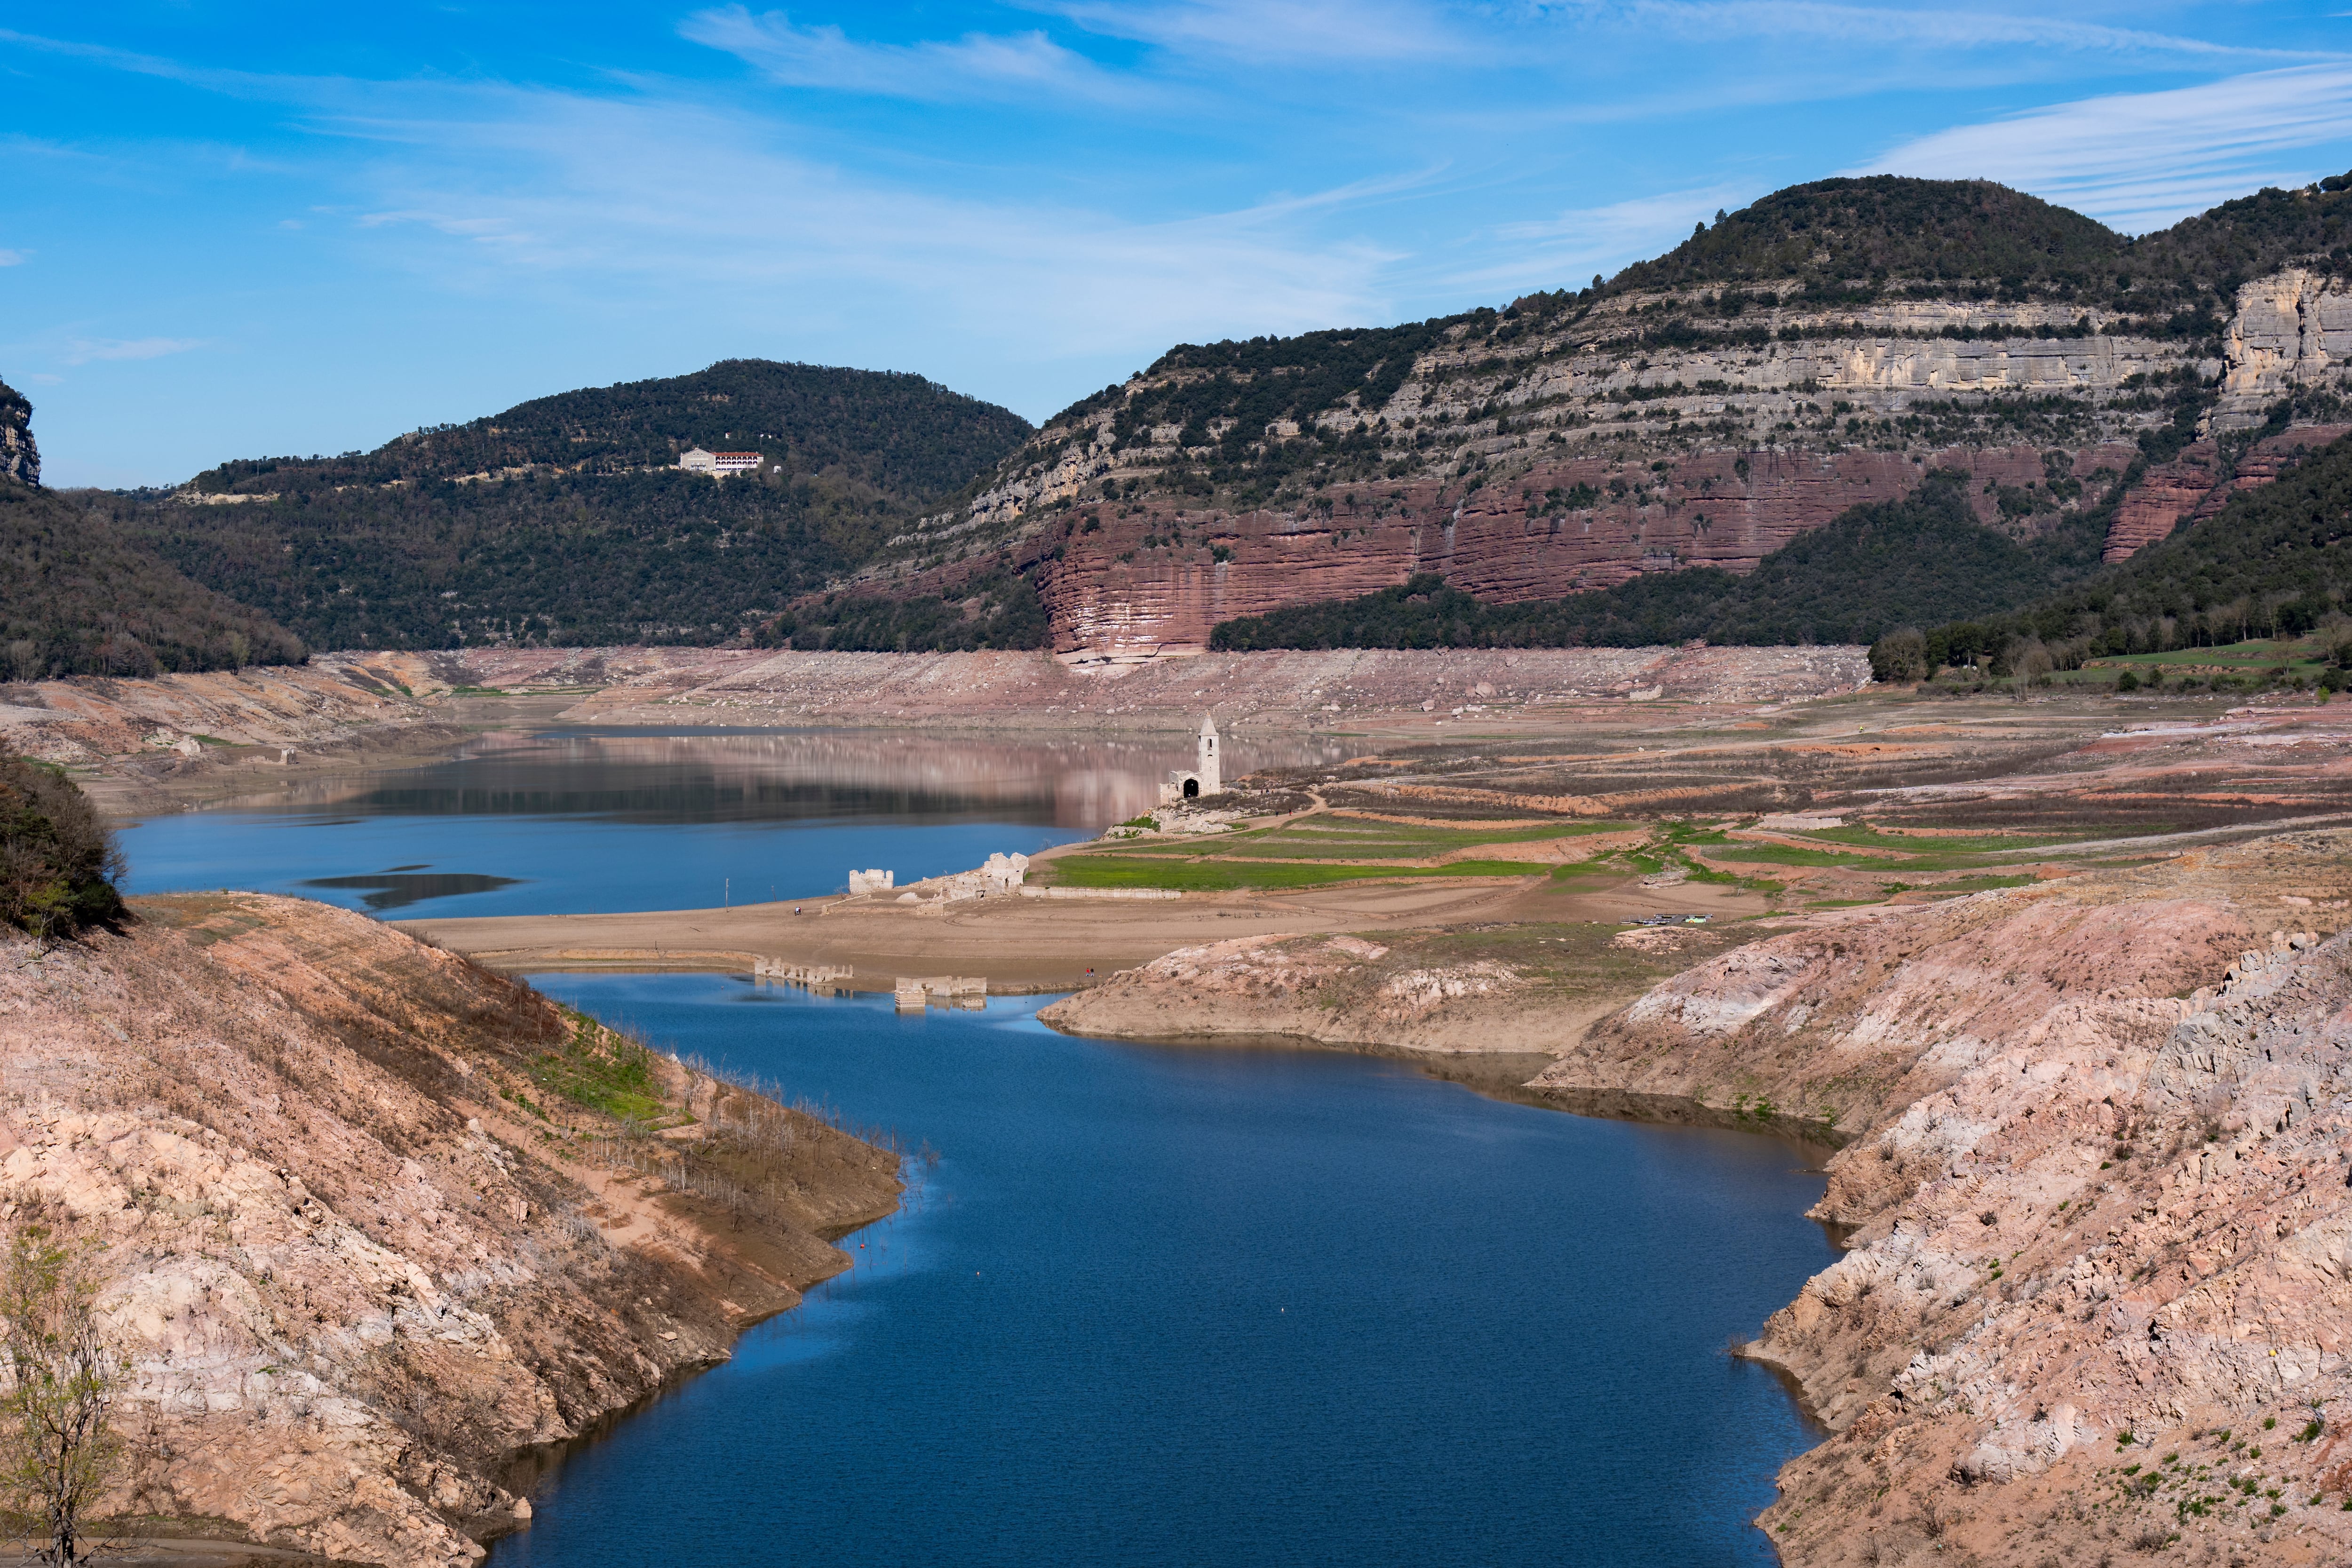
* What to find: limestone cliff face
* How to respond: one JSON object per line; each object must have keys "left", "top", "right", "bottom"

{"left": 2219, "top": 268, "right": 2352, "bottom": 419}
{"left": 0, "top": 377, "right": 39, "bottom": 487}
{"left": 870, "top": 269, "right": 2352, "bottom": 659}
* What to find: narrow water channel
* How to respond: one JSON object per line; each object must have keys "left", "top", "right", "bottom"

{"left": 493, "top": 977, "right": 1835, "bottom": 1568}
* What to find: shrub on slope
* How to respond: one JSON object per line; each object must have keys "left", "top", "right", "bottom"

{"left": 0, "top": 753, "right": 123, "bottom": 940}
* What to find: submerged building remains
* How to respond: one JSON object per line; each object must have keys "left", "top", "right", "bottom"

{"left": 1159, "top": 713, "right": 1222, "bottom": 804}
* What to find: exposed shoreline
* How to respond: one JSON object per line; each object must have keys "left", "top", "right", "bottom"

{"left": 36, "top": 660, "right": 2352, "bottom": 1564}
{"left": 0, "top": 895, "right": 906, "bottom": 1568}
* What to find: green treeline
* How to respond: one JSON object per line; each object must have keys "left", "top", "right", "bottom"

{"left": 122, "top": 469, "right": 917, "bottom": 650}
{"left": 189, "top": 359, "right": 1031, "bottom": 500}
{"left": 1210, "top": 472, "right": 2112, "bottom": 652}
{"left": 1876, "top": 430, "right": 2352, "bottom": 680}
{"left": 1518, "top": 173, "right": 2352, "bottom": 326}
{"left": 0, "top": 482, "right": 306, "bottom": 679}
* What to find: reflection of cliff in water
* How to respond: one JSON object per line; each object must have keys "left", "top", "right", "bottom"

{"left": 248, "top": 728, "right": 1351, "bottom": 829}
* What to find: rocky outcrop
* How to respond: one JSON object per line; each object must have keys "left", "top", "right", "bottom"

{"left": 2102, "top": 424, "right": 2352, "bottom": 563}
{"left": 0, "top": 376, "right": 38, "bottom": 487}
{"left": 2103, "top": 440, "right": 2223, "bottom": 563}
{"left": 2218, "top": 269, "right": 2352, "bottom": 426}
{"left": 1536, "top": 832, "right": 2352, "bottom": 1564}
{"left": 0, "top": 894, "right": 901, "bottom": 1565}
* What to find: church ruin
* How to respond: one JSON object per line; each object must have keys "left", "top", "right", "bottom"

{"left": 1158, "top": 714, "right": 1222, "bottom": 804}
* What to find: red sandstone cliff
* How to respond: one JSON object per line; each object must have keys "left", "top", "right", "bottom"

{"left": 1021, "top": 443, "right": 2133, "bottom": 655}
{"left": 2103, "top": 425, "right": 2352, "bottom": 564}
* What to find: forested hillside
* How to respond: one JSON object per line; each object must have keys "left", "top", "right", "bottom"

{"left": 1882, "top": 430, "right": 2352, "bottom": 677}
{"left": 0, "top": 481, "right": 306, "bottom": 679}
{"left": 130, "top": 361, "right": 1032, "bottom": 649}
{"left": 0, "top": 377, "right": 307, "bottom": 679}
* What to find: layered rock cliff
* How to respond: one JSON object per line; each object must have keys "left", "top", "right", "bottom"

{"left": 0, "top": 894, "right": 901, "bottom": 1565}
{"left": 853, "top": 181, "right": 2352, "bottom": 660}
{"left": 0, "top": 376, "right": 39, "bottom": 487}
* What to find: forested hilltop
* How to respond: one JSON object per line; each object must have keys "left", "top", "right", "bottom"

{"left": 126, "top": 361, "right": 1032, "bottom": 650}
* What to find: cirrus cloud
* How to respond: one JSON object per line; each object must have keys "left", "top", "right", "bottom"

{"left": 682, "top": 6, "right": 1154, "bottom": 105}
{"left": 1859, "top": 62, "right": 2352, "bottom": 232}
{"left": 62, "top": 336, "right": 207, "bottom": 365}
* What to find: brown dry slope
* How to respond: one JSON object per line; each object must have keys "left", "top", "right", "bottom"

{"left": 1537, "top": 833, "right": 2352, "bottom": 1564}
{"left": 0, "top": 895, "right": 900, "bottom": 1567}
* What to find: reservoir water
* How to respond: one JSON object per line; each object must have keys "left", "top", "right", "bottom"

{"left": 114, "top": 725, "right": 1838, "bottom": 1563}
{"left": 492, "top": 979, "right": 1835, "bottom": 1568}
{"left": 117, "top": 726, "right": 1341, "bottom": 918}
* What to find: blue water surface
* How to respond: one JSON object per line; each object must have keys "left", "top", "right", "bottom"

{"left": 114, "top": 728, "right": 1096, "bottom": 917}
{"left": 495, "top": 975, "right": 1836, "bottom": 1568}
{"left": 118, "top": 812, "right": 1076, "bottom": 918}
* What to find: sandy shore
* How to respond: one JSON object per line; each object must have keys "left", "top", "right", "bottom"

{"left": 401, "top": 871, "right": 1771, "bottom": 996}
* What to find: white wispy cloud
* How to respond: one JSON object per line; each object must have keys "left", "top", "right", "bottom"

{"left": 681, "top": 7, "right": 1150, "bottom": 105}
{"left": 0, "top": 250, "right": 24, "bottom": 266}
{"left": 1445, "top": 184, "right": 1749, "bottom": 297}
{"left": 1577, "top": 0, "right": 2317, "bottom": 62}
{"left": 1858, "top": 63, "right": 2352, "bottom": 232}
{"left": 62, "top": 336, "right": 206, "bottom": 365}
{"left": 321, "top": 87, "right": 1397, "bottom": 371}
{"left": 1046, "top": 0, "right": 1469, "bottom": 64}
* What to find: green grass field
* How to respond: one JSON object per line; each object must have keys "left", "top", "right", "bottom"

{"left": 2089, "top": 636, "right": 2326, "bottom": 670}
{"left": 1042, "top": 855, "right": 1550, "bottom": 891}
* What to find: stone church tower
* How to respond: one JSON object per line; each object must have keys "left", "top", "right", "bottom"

{"left": 1159, "top": 713, "right": 1223, "bottom": 804}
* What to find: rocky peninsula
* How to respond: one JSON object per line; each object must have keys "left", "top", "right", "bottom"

{"left": 0, "top": 895, "right": 900, "bottom": 1566}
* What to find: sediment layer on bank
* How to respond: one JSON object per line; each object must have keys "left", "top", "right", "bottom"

{"left": 1554, "top": 833, "right": 2352, "bottom": 1564}
{"left": 1027, "top": 824, "right": 2352, "bottom": 1562}
{"left": 0, "top": 894, "right": 900, "bottom": 1567}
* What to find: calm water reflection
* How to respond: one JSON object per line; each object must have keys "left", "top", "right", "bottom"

{"left": 117, "top": 727, "right": 1347, "bottom": 918}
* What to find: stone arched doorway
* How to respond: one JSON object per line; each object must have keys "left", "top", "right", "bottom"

{"left": 1183, "top": 777, "right": 1200, "bottom": 798}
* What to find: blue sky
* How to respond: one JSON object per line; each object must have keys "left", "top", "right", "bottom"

{"left": 6, "top": 2, "right": 2351, "bottom": 487}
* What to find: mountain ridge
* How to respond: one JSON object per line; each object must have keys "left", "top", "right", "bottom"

{"left": 121, "top": 361, "right": 1033, "bottom": 650}
{"left": 828, "top": 172, "right": 2352, "bottom": 661}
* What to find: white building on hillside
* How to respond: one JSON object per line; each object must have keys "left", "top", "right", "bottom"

{"left": 677, "top": 448, "right": 763, "bottom": 477}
